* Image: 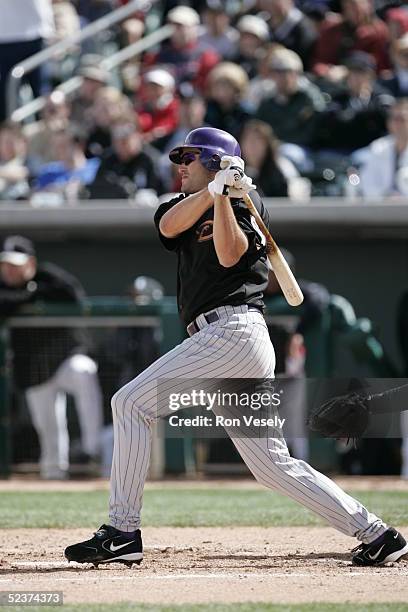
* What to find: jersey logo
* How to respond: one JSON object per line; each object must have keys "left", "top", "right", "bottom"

{"left": 196, "top": 220, "right": 213, "bottom": 242}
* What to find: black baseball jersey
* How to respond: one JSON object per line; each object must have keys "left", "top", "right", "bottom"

{"left": 0, "top": 263, "right": 87, "bottom": 390}
{"left": 154, "top": 190, "right": 270, "bottom": 325}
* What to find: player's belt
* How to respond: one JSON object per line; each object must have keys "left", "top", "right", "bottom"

{"left": 186, "top": 304, "right": 263, "bottom": 337}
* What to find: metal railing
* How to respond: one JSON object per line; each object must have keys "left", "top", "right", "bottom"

{"left": 6, "top": 0, "right": 155, "bottom": 119}
{"left": 11, "top": 24, "right": 174, "bottom": 124}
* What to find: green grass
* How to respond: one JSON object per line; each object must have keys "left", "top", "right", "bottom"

{"left": 8, "top": 604, "right": 408, "bottom": 612}
{"left": 2, "top": 488, "right": 408, "bottom": 529}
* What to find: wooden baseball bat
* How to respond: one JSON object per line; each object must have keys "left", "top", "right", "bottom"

{"left": 242, "top": 193, "right": 304, "bottom": 307}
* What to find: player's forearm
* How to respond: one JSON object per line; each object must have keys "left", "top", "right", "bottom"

{"left": 159, "top": 188, "right": 213, "bottom": 238}
{"left": 213, "top": 194, "right": 248, "bottom": 268}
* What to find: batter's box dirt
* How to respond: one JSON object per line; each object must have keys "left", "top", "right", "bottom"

{"left": 2, "top": 526, "right": 408, "bottom": 606}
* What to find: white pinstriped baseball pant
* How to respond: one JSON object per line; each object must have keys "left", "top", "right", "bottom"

{"left": 109, "top": 305, "right": 386, "bottom": 543}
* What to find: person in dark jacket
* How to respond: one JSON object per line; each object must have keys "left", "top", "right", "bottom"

{"left": 88, "top": 119, "right": 163, "bottom": 199}
{"left": 240, "top": 119, "right": 298, "bottom": 197}
{"left": 261, "top": 0, "right": 318, "bottom": 69}
{"left": 255, "top": 48, "right": 326, "bottom": 170}
{"left": 379, "top": 34, "right": 408, "bottom": 99}
{"left": 143, "top": 5, "right": 219, "bottom": 92}
{"left": 230, "top": 15, "right": 270, "bottom": 81}
{"left": 0, "top": 236, "right": 103, "bottom": 479}
{"left": 317, "top": 51, "right": 394, "bottom": 151}
{"left": 204, "top": 62, "right": 251, "bottom": 140}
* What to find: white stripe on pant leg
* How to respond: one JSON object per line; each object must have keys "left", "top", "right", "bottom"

{"left": 56, "top": 354, "right": 104, "bottom": 457}
{"left": 107, "top": 309, "right": 386, "bottom": 541}
{"left": 26, "top": 379, "right": 68, "bottom": 477}
{"left": 55, "top": 392, "right": 69, "bottom": 472}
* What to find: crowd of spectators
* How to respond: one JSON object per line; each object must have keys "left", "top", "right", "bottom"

{"left": 1, "top": 0, "right": 408, "bottom": 202}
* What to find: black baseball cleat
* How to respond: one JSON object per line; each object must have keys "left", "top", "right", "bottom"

{"left": 352, "top": 527, "right": 408, "bottom": 566}
{"left": 64, "top": 524, "right": 143, "bottom": 568}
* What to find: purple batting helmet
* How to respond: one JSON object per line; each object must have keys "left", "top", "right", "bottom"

{"left": 169, "top": 127, "right": 241, "bottom": 171}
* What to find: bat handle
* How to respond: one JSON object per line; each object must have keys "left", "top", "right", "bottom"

{"left": 222, "top": 185, "right": 230, "bottom": 196}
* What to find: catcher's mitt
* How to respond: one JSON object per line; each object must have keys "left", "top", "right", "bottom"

{"left": 307, "top": 391, "right": 371, "bottom": 439}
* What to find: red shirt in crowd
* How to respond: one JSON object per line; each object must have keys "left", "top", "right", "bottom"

{"left": 144, "top": 41, "right": 219, "bottom": 93}
{"left": 137, "top": 96, "right": 180, "bottom": 142}
{"left": 312, "top": 13, "right": 390, "bottom": 75}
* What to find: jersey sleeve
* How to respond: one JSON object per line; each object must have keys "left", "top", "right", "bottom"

{"left": 153, "top": 194, "right": 185, "bottom": 252}
{"left": 232, "top": 190, "right": 270, "bottom": 258}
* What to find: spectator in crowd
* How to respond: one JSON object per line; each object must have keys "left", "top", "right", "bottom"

{"left": 386, "top": 7, "right": 408, "bottom": 45}
{"left": 88, "top": 118, "right": 163, "bottom": 199}
{"left": 120, "top": 17, "right": 145, "bottom": 52}
{"left": 199, "top": 0, "right": 239, "bottom": 60}
{"left": 118, "top": 19, "right": 145, "bottom": 96}
{"left": 46, "top": 0, "right": 81, "bottom": 88}
{"left": 260, "top": 0, "right": 318, "bottom": 69}
{"left": 0, "top": 123, "right": 30, "bottom": 200}
{"left": 136, "top": 69, "right": 180, "bottom": 150}
{"left": 70, "top": 60, "right": 110, "bottom": 132}
{"left": 0, "top": 235, "right": 103, "bottom": 479}
{"left": 380, "top": 34, "right": 408, "bottom": 98}
{"left": 240, "top": 119, "right": 299, "bottom": 197}
{"left": 23, "top": 91, "right": 71, "bottom": 171}
{"left": 51, "top": 0, "right": 81, "bottom": 44}
{"left": 161, "top": 85, "right": 207, "bottom": 191}
{"left": 255, "top": 48, "right": 326, "bottom": 168}
{"left": 73, "top": 0, "right": 115, "bottom": 24}
{"left": 317, "top": 51, "right": 394, "bottom": 152}
{"left": 144, "top": 6, "right": 219, "bottom": 92}
{"left": 230, "top": 15, "right": 270, "bottom": 81}
{"left": 312, "top": 0, "right": 390, "bottom": 83}
{"left": 86, "top": 87, "right": 133, "bottom": 158}
{"left": 204, "top": 62, "right": 251, "bottom": 140}
{"left": 33, "top": 128, "right": 100, "bottom": 202}
{"left": 0, "top": 0, "right": 54, "bottom": 121}
{"left": 245, "top": 43, "right": 286, "bottom": 109}
{"left": 360, "top": 98, "right": 408, "bottom": 197}
{"left": 164, "top": 85, "right": 207, "bottom": 155}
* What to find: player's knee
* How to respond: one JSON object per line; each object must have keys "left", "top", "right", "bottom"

{"left": 111, "top": 388, "right": 124, "bottom": 418}
{"left": 69, "top": 354, "right": 98, "bottom": 375}
{"left": 111, "top": 385, "right": 143, "bottom": 418}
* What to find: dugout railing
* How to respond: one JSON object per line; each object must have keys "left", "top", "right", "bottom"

{"left": 0, "top": 295, "right": 396, "bottom": 478}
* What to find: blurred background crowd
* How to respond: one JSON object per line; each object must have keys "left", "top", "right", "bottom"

{"left": 1, "top": 0, "right": 408, "bottom": 204}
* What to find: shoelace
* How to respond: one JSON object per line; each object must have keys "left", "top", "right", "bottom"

{"left": 351, "top": 543, "right": 365, "bottom": 554}
{"left": 94, "top": 526, "right": 109, "bottom": 538}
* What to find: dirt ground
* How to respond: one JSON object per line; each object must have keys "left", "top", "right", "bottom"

{"left": 2, "top": 478, "right": 408, "bottom": 606}
{"left": 2, "top": 526, "right": 408, "bottom": 606}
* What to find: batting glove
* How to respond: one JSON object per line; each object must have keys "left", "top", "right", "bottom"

{"left": 219, "top": 155, "right": 245, "bottom": 172}
{"left": 208, "top": 168, "right": 256, "bottom": 198}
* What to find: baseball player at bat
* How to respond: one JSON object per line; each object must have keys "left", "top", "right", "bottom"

{"left": 65, "top": 127, "right": 407, "bottom": 568}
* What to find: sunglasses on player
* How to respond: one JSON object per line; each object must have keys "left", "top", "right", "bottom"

{"left": 180, "top": 150, "right": 200, "bottom": 165}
